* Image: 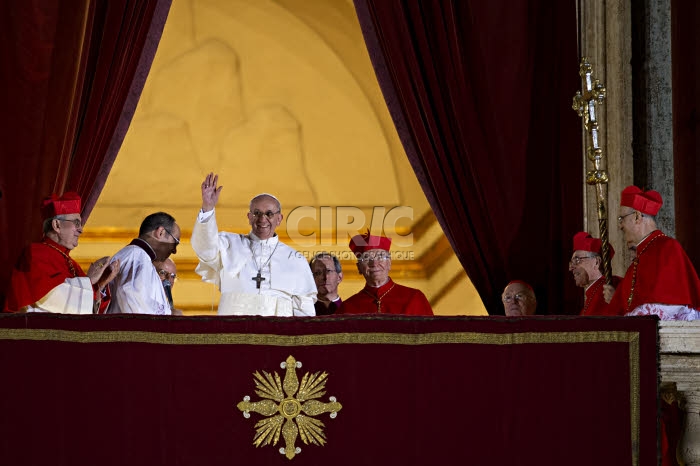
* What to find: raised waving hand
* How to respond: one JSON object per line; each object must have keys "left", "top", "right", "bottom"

{"left": 201, "top": 172, "right": 223, "bottom": 212}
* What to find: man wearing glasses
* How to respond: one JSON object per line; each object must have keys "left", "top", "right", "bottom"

{"left": 309, "top": 253, "right": 343, "bottom": 316}
{"left": 191, "top": 172, "right": 316, "bottom": 316}
{"left": 501, "top": 280, "right": 537, "bottom": 316}
{"left": 604, "top": 185, "right": 700, "bottom": 320}
{"left": 153, "top": 258, "right": 176, "bottom": 305}
{"left": 569, "top": 232, "right": 621, "bottom": 315}
{"left": 153, "top": 257, "right": 183, "bottom": 315}
{"left": 339, "top": 232, "right": 433, "bottom": 315}
{"left": 4, "top": 192, "right": 119, "bottom": 314}
{"left": 107, "top": 212, "right": 181, "bottom": 315}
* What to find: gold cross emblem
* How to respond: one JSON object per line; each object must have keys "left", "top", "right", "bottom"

{"left": 237, "top": 355, "right": 343, "bottom": 460}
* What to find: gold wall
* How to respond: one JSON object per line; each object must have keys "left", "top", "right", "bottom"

{"left": 73, "top": 0, "right": 487, "bottom": 316}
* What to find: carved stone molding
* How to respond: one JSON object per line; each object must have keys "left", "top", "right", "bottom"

{"left": 659, "top": 321, "right": 700, "bottom": 465}
{"left": 660, "top": 321, "right": 700, "bottom": 353}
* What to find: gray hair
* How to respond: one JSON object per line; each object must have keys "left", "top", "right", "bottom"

{"left": 309, "top": 252, "right": 342, "bottom": 273}
{"left": 43, "top": 215, "right": 74, "bottom": 235}
{"left": 42, "top": 217, "right": 56, "bottom": 234}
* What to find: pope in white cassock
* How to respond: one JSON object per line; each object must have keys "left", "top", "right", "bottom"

{"left": 191, "top": 173, "right": 317, "bottom": 316}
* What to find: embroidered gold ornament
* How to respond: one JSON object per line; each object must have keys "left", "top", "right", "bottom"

{"left": 236, "top": 355, "right": 342, "bottom": 460}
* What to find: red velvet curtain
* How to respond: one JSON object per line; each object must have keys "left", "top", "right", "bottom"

{"left": 0, "top": 0, "right": 171, "bottom": 308}
{"left": 354, "top": 1, "right": 583, "bottom": 314}
{"left": 672, "top": 0, "right": 700, "bottom": 270}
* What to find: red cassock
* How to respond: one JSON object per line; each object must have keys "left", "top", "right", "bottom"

{"left": 339, "top": 278, "right": 433, "bottom": 316}
{"left": 608, "top": 230, "right": 700, "bottom": 315}
{"left": 4, "top": 238, "right": 108, "bottom": 313}
{"left": 580, "top": 275, "right": 622, "bottom": 316}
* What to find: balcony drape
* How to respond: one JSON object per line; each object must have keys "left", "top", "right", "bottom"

{"left": 353, "top": 0, "right": 584, "bottom": 314}
{"left": 0, "top": 314, "right": 659, "bottom": 465}
{"left": 0, "top": 0, "right": 171, "bottom": 309}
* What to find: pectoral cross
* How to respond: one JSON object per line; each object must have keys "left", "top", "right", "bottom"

{"left": 252, "top": 271, "right": 265, "bottom": 289}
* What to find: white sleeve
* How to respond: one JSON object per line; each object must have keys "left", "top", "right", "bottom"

{"left": 192, "top": 209, "right": 225, "bottom": 287}
{"left": 197, "top": 209, "right": 215, "bottom": 223}
{"left": 291, "top": 259, "right": 317, "bottom": 316}
{"left": 294, "top": 295, "right": 317, "bottom": 317}
{"left": 31, "top": 277, "right": 95, "bottom": 314}
{"left": 191, "top": 209, "right": 220, "bottom": 263}
{"left": 114, "top": 263, "right": 168, "bottom": 314}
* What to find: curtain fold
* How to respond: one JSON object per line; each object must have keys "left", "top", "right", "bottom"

{"left": 0, "top": 0, "right": 171, "bottom": 309}
{"left": 672, "top": 0, "right": 700, "bottom": 271}
{"left": 354, "top": 0, "right": 583, "bottom": 314}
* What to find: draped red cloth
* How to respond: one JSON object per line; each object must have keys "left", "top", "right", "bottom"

{"left": 608, "top": 230, "right": 700, "bottom": 315}
{"left": 581, "top": 275, "right": 622, "bottom": 316}
{"left": 0, "top": 314, "right": 658, "bottom": 465}
{"left": 353, "top": 0, "right": 583, "bottom": 314}
{"left": 339, "top": 278, "right": 434, "bottom": 315}
{"left": 4, "top": 238, "right": 86, "bottom": 311}
{"left": 672, "top": 0, "right": 700, "bottom": 272}
{"left": 0, "top": 0, "right": 171, "bottom": 309}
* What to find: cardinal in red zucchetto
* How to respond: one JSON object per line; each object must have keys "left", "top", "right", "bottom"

{"left": 568, "top": 231, "right": 622, "bottom": 316}
{"left": 4, "top": 192, "right": 118, "bottom": 314}
{"left": 338, "top": 231, "right": 433, "bottom": 316}
{"left": 605, "top": 186, "right": 700, "bottom": 320}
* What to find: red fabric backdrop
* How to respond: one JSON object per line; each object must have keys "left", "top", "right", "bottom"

{"left": 0, "top": 314, "right": 658, "bottom": 466}
{"left": 353, "top": 0, "right": 584, "bottom": 315}
{"left": 0, "top": 0, "right": 171, "bottom": 309}
{"left": 672, "top": 0, "right": 700, "bottom": 271}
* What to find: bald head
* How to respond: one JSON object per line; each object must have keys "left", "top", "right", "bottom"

{"left": 153, "top": 257, "right": 177, "bottom": 286}
{"left": 502, "top": 281, "right": 537, "bottom": 316}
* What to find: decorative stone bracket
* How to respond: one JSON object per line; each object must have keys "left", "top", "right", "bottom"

{"left": 660, "top": 321, "right": 700, "bottom": 465}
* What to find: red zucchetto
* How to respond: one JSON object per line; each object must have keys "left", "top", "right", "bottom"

{"left": 506, "top": 280, "right": 534, "bottom": 294}
{"left": 349, "top": 231, "right": 392, "bottom": 254}
{"left": 620, "top": 186, "right": 662, "bottom": 216}
{"left": 572, "top": 231, "right": 615, "bottom": 259}
{"left": 40, "top": 192, "right": 81, "bottom": 220}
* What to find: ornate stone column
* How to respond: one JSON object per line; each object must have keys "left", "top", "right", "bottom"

{"left": 659, "top": 321, "right": 700, "bottom": 464}
{"left": 631, "top": 0, "right": 674, "bottom": 237}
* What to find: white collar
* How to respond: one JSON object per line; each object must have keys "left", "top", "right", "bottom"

{"left": 635, "top": 230, "right": 655, "bottom": 248}
{"left": 584, "top": 275, "right": 603, "bottom": 292}
{"left": 319, "top": 295, "right": 341, "bottom": 303}
{"left": 248, "top": 232, "right": 279, "bottom": 245}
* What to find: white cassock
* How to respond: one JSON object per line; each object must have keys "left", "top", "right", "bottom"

{"left": 107, "top": 239, "right": 171, "bottom": 315}
{"left": 192, "top": 209, "right": 317, "bottom": 316}
{"left": 29, "top": 278, "right": 95, "bottom": 314}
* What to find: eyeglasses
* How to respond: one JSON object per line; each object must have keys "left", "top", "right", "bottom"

{"left": 312, "top": 269, "right": 338, "bottom": 278}
{"left": 157, "top": 269, "right": 177, "bottom": 282}
{"left": 502, "top": 293, "right": 530, "bottom": 303}
{"left": 164, "top": 227, "right": 180, "bottom": 245}
{"left": 57, "top": 218, "right": 82, "bottom": 228}
{"left": 357, "top": 253, "right": 391, "bottom": 262}
{"left": 617, "top": 211, "right": 637, "bottom": 224}
{"left": 250, "top": 210, "right": 280, "bottom": 219}
{"left": 569, "top": 255, "right": 597, "bottom": 266}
